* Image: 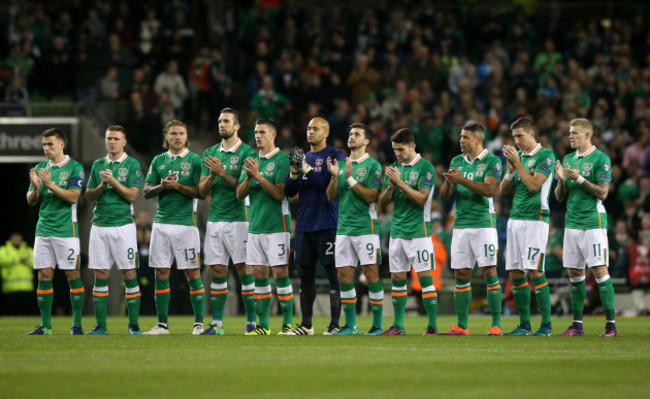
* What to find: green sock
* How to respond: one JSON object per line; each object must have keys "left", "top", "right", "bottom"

{"left": 391, "top": 279, "right": 407, "bottom": 330}
{"left": 209, "top": 277, "right": 228, "bottom": 324}
{"left": 92, "top": 278, "right": 109, "bottom": 326}
{"left": 512, "top": 277, "right": 531, "bottom": 327}
{"left": 240, "top": 273, "right": 256, "bottom": 323}
{"left": 124, "top": 277, "right": 141, "bottom": 326}
{"left": 454, "top": 278, "right": 471, "bottom": 329}
{"left": 254, "top": 278, "right": 272, "bottom": 330}
{"left": 570, "top": 277, "right": 586, "bottom": 321}
{"left": 36, "top": 280, "right": 54, "bottom": 329}
{"left": 532, "top": 275, "right": 551, "bottom": 325}
{"left": 368, "top": 280, "right": 384, "bottom": 328}
{"left": 188, "top": 277, "right": 205, "bottom": 324}
{"left": 275, "top": 275, "right": 294, "bottom": 326}
{"left": 154, "top": 279, "right": 170, "bottom": 324}
{"left": 419, "top": 275, "right": 438, "bottom": 329}
{"left": 597, "top": 276, "right": 616, "bottom": 321}
{"left": 68, "top": 277, "right": 85, "bottom": 327}
{"left": 485, "top": 275, "right": 502, "bottom": 328}
{"left": 340, "top": 282, "right": 357, "bottom": 327}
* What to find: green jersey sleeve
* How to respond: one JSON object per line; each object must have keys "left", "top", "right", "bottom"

{"left": 145, "top": 157, "right": 159, "bottom": 183}
{"left": 69, "top": 162, "right": 85, "bottom": 190}
{"left": 596, "top": 155, "right": 612, "bottom": 183}
{"left": 87, "top": 161, "right": 100, "bottom": 189}
{"left": 128, "top": 159, "right": 144, "bottom": 188}
{"left": 275, "top": 154, "right": 289, "bottom": 184}
{"left": 364, "top": 160, "right": 383, "bottom": 190}
{"left": 487, "top": 156, "right": 503, "bottom": 181}
{"left": 418, "top": 162, "right": 435, "bottom": 190}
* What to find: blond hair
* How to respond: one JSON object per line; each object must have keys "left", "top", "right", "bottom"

{"left": 569, "top": 118, "right": 593, "bottom": 132}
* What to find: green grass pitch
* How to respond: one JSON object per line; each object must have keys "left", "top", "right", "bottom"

{"left": 1, "top": 315, "right": 648, "bottom": 399}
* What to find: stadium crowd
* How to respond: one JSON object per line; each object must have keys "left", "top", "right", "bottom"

{"left": 2, "top": 0, "right": 650, "bottom": 316}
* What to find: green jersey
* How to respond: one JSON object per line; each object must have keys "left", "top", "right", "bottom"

{"left": 239, "top": 148, "right": 291, "bottom": 234}
{"left": 145, "top": 149, "right": 202, "bottom": 226}
{"left": 450, "top": 149, "right": 503, "bottom": 229}
{"left": 508, "top": 144, "right": 555, "bottom": 223}
{"left": 30, "top": 155, "right": 85, "bottom": 237}
{"left": 87, "top": 153, "right": 142, "bottom": 227}
{"left": 201, "top": 139, "right": 255, "bottom": 222}
{"left": 383, "top": 154, "right": 436, "bottom": 238}
{"left": 336, "top": 154, "right": 383, "bottom": 236}
{"left": 562, "top": 146, "right": 611, "bottom": 229}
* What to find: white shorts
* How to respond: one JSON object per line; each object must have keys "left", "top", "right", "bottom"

{"left": 563, "top": 228, "right": 609, "bottom": 269}
{"left": 88, "top": 224, "right": 138, "bottom": 270}
{"left": 506, "top": 219, "right": 549, "bottom": 272}
{"left": 451, "top": 228, "right": 498, "bottom": 269}
{"left": 204, "top": 221, "right": 248, "bottom": 266}
{"left": 149, "top": 223, "right": 201, "bottom": 269}
{"left": 389, "top": 236, "right": 434, "bottom": 273}
{"left": 246, "top": 232, "right": 290, "bottom": 267}
{"left": 34, "top": 236, "right": 80, "bottom": 270}
{"left": 335, "top": 234, "right": 381, "bottom": 267}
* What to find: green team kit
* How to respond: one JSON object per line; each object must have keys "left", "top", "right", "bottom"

{"left": 87, "top": 154, "right": 143, "bottom": 226}
{"left": 562, "top": 146, "right": 612, "bottom": 229}
{"left": 201, "top": 139, "right": 256, "bottom": 222}
{"left": 239, "top": 148, "right": 291, "bottom": 234}
{"left": 145, "top": 149, "right": 203, "bottom": 226}
{"left": 449, "top": 149, "right": 503, "bottom": 229}
{"left": 383, "top": 154, "right": 436, "bottom": 238}
{"left": 336, "top": 154, "right": 383, "bottom": 236}
{"left": 30, "top": 156, "right": 85, "bottom": 237}
{"left": 508, "top": 144, "right": 555, "bottom": 222}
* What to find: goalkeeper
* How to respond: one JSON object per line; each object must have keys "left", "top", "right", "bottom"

{"left": 284, "top": 117, "right": 346, "bottom": 335}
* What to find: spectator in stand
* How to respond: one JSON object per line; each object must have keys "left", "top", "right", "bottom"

{"left": 154, "top": 59, "right": 188, "bottom": 118}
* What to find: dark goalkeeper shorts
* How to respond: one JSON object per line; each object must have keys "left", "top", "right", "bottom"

{"left": 293, "top": 230, "right": 336, "bottom": 267}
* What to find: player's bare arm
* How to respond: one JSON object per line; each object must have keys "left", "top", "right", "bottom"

{"left": 554, "top": 160, "right": 568, "bottom": 202}
{"left": 26, "top": 168, "right": 41, "bottom": 206}
{"left": 498, "top": 155, "right": 516, "bottom": 196}
{"left": 86, "top": 169, "right": 139, "bottom": 202}
{"left": 443, "top": 168, "right": 499, "bottom": 198}
{"left": 235, "top": 173, "right": 251, "bottom": 200}
{"left": 386, "top": 166, "right": 430, "bottom": 206}
{"left": 201, "top": 157, "right": 238, "bottom": 196}
{"left": 38, "top": 167, "right": 82, "bottom": 203}
{"left": 564, "top": 162, "right": 609, "bottom": 201}
{"left": 143, "top": 181, "right": 163, "bottom": 199}
{"left": 325, "top": 156, "right": 339, "bottom": 202}
{"left": 159, "top": 174, "right": 200, "bottom": 198}
{"left": 242, "top": 157, "right": 285, "bottom": 202}
{"left": 502, "top": 144, "right": 546, "bottom": 193}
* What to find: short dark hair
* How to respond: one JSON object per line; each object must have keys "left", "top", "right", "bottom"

{"left": 391, "top": 128, "right": 415, "bottom": 144}
{"left": 255, "top": 118, "right": 279, "bottom": 132}
{"left": 349, "top": 123, "right": 373, "bottom": 141}
{"left": 42, "top": 128, "right": 66, "bottom": 143}
{"left": 460, "top": 121, "right": 485, "bottom": 138}
{"left": 220, "top": 107, "right": 240, "bottom": 124}
{"left": 510, "top": 117, "right": 535, "bottom": 132}
{"left": 106, "top": 125, "right": 126, "bottom": 137}
{"left": 162, "top": 119, "right": 188, "bottom": 149}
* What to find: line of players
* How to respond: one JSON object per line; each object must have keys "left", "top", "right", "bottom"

{"left": 25, "top": 109, "right": 616, "bottom": 337}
